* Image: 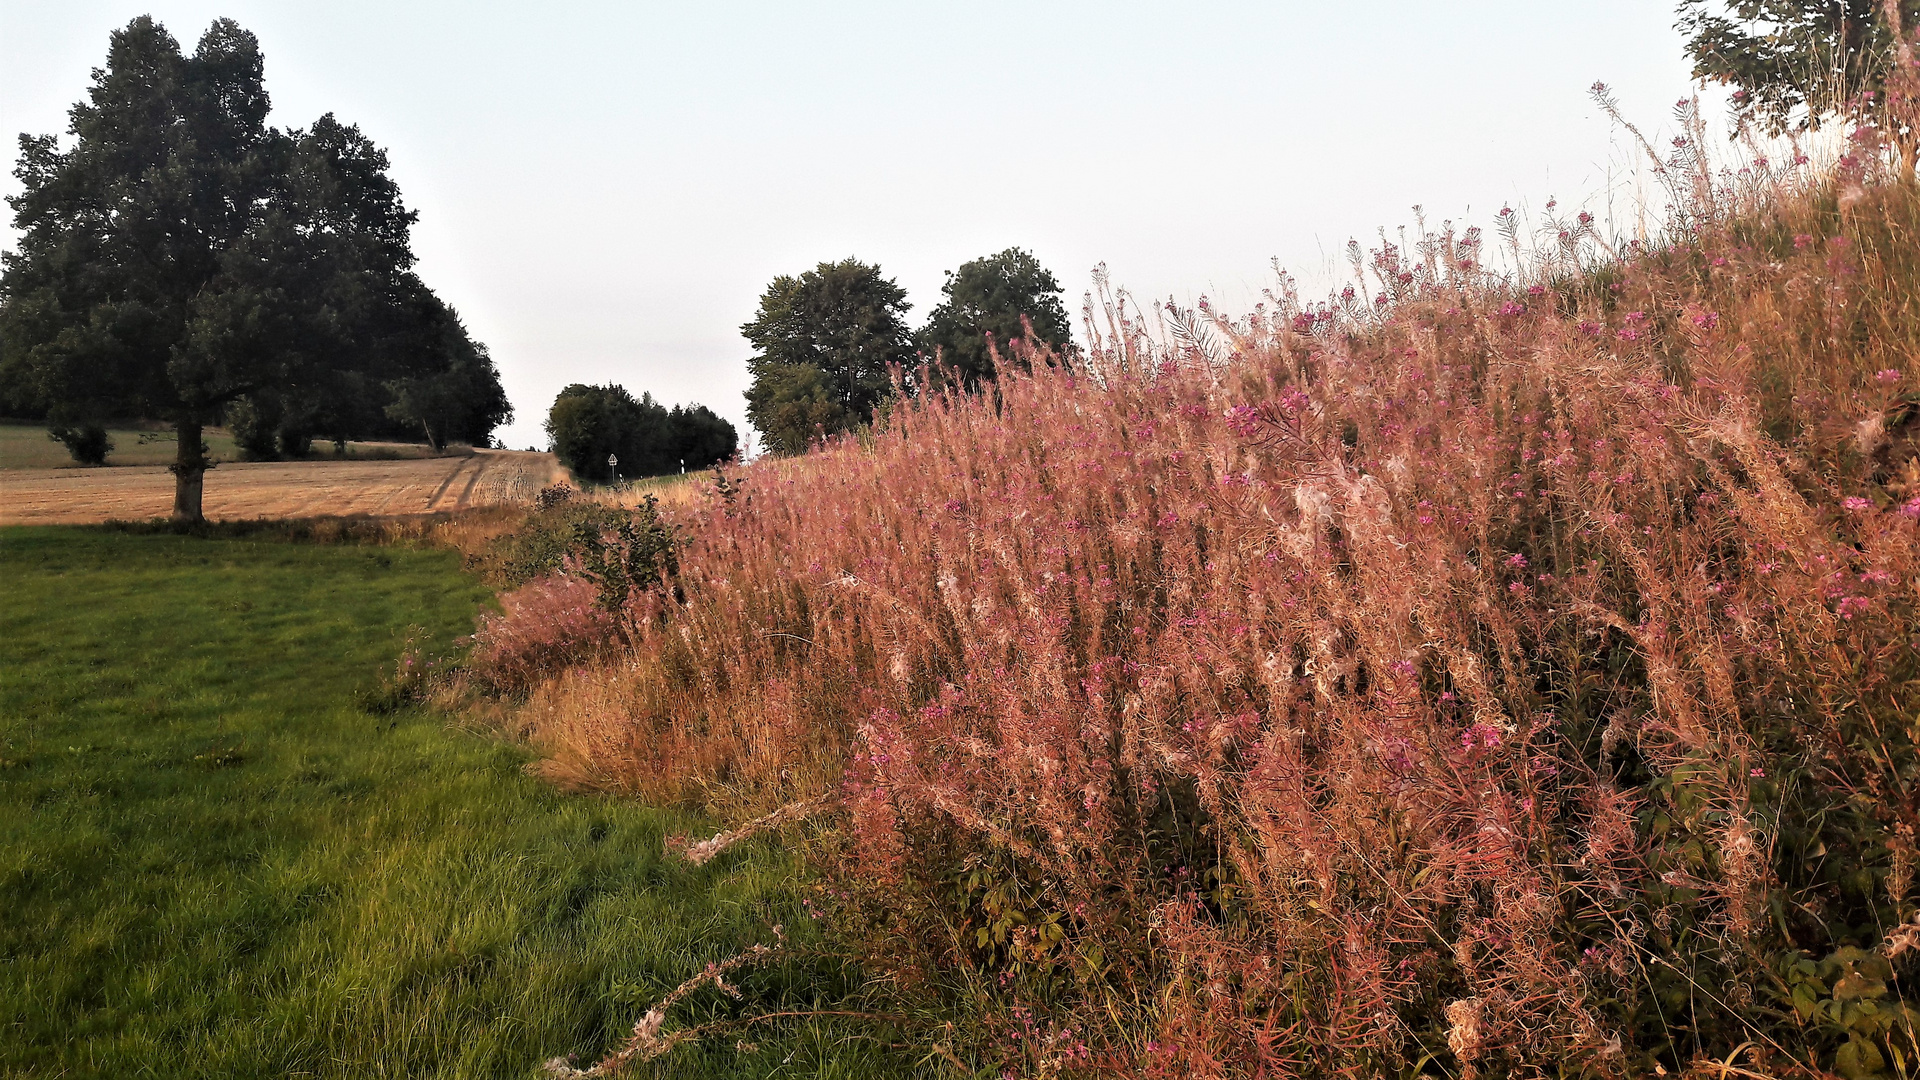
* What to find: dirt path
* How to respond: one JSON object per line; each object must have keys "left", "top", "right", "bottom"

{"left": 0, "top": 450, "right": 562, "bottom": 526}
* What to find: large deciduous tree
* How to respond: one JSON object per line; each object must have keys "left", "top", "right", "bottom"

{"left": 546, "top": 383, "right": 737, "bottom": 481}
{"left": 742, "top": 259, "right": 912, "bottom": 456}
{"left": 0, "top": 17, "right": 509, "bottom": 516}
{"left": 1679, "top": 0, "right": 1920, "bottom": 171}
{"left": 915, "top": 247, "right": 1073, "bottom": 388}
{"left": 1, "top": 18, "right": 273, "bottom": 517}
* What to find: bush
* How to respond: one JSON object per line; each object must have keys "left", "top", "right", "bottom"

{"left": 47, "top": 423, "right": 112, "bottom": 465}
{"left": 466, "top": 494, "right": 678, "bottom": 696}
{"left": 467, "top": 574, "right": 614, "bottom": 697}
{"left": 479, "top": 497, "right": 632, "bottom": 588}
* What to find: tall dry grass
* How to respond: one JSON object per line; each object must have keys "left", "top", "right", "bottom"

{"left": 474, "top": 118, "right": 1920, "bottom": 1076}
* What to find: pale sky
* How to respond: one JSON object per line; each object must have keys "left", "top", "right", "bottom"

{"left": 1, "top": 2, "right": 1721, "bottom": 452}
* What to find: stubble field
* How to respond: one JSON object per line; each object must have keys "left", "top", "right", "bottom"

{"left": 0, "top": 449, "right": 564, "bottom": 525}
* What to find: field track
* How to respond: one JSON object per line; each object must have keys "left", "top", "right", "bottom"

{"left": 0, "top": 449, "right": 562, "bottom": 525}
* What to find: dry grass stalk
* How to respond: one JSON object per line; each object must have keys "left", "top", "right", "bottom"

{"left": 481, "top": 126, "right": 1920, "bottom": 1076}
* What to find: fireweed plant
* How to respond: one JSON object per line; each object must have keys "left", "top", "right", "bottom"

{"left": 479, "top": 115, "right": 1920, "bottom": 1076}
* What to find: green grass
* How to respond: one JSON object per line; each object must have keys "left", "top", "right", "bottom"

{"left": 0, "top": 528, "right": 898, "bottom": 1079}
{"left": 0, "top": 422, "right": 453, "bottom": 469}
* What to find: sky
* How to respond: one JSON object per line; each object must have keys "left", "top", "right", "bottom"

{"left": 0, "top": 2, "right": 1725, "bottom": 453}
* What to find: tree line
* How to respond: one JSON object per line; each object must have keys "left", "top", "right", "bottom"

{"left": 541, "top": 247, "right": 1070, "bottom": 477}
{"left": 544, "top": 384, "right": 736, "bottom": 482}
{"left": 740, "top": 247, "right": 1072, "bottom": 456}
{"left": 0, "top": 17, "right": 511, "bottom": 519}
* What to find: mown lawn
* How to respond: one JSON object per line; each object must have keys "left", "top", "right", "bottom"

{"left": 0, "top": 527, "right": 893, "bottom": 1079}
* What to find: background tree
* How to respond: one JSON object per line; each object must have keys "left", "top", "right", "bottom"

{"left": 218, "top": 115, "right": 509, "bottom": 459}
{"left": 742, "top": 258, "right": 912, "bottom": 456}
{"left": 380, "top": 289, "right": 512, "bottom": 452}
{"left": 0, "top": 17, "right": 508, "bottom": 512}
{"left": 915, "top": 247, "right": 1073, "bottom": 387}
{"left": 666, "top": 403, "right": 738, "bottom": 472}
{"left": 1678, "top": 0, "right": 1920, "bottom": 170}
{"left": 545, "top": 383, "right": 736, "bottom": 481}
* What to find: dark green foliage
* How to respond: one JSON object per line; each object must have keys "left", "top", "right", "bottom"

{"left": 0, "top": 17, "right": 272, "bottom": 515}
{"left": 382, "top": 333, "right": 514, "bottom": 452}
{"left": 544, "top": 383, "right": 736, "bottom": 481}
{"left": 567, "top": 496, "right": 679, "bottom": 614}
{"left": 46, "top": 422, "right": 111, "bottom": 465}
{"left": 915, "top": 248, "right": 1073, "bottom": 388}
{"left": 669, "top": 402, "right": 740, "bottom": 473}
{"left": 547, "top": 385, "right": 635, "bottom": 482}
{"left": 742, "top": 259, "right": 913, "bottom": 456}
{"left": 225, "top": 394, "right": 315, "bottom": 460}
{"left": 0, "top": 18, "right": 509, "bottom": 513}
{"left": 1677, "top": 1, "right": 1920, "bottom": 145}
{"left": 0, "top": 338, "right": 35, "bottom": 420}
{"left": 480, "top": 496, "right": 630, "bottom": 588}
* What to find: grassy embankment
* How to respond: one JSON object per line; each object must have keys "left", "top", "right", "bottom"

{"left": 0, "top": 421, "right": 452, "bottom": 469}
{"left": 0, "top": 526, "right": 894, "bottom": 1079}
{"left": 474, "top": 150, "right": 1920, "bottom": 1075}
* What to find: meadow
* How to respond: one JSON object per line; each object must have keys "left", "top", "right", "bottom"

{"left": 463, "top": 126, "right": 1920, "bottom": 1077}
{"left": 0, "top": 421, "right": 458, "bottom": 470}
{"left": 0, "top": 422, "right": 244, "bottom": 470}
{"left": 0, "top": 526, "right": 900, "bottom": 1079}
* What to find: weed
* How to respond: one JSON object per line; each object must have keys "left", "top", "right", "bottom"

{"left": 471, "top": 85, "right": 1920, "bottom": 1080}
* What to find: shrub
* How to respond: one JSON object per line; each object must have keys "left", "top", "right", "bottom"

{"left": 479, "top": 497, "right": 632, "bottom": 588}
{"left": 466, "top": 494, "right": 678, "bottom": 696}
{"left": 467, "top": 573, "right": 615, "bottom": 698}
{"left": 47, "top": 423, "right": 111, "bottom": 465}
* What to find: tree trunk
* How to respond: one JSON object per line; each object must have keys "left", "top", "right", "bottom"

{"left": 170, "top": 418, "right": 209, "bottom": 523}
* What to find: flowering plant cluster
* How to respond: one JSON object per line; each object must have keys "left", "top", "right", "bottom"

{"left": 481, "top": 144, "right": 1920, "bottom": 1076}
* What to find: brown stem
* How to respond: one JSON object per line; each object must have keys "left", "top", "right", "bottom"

{"left": 170, "top": 417, "right": 209, "bottom": 523}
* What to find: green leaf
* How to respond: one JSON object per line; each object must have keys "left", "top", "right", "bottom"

{"left": 1834, "top": 972, "right": 1889, "bottom": 1002}
{"left": 1835, "top": 1035, "right": 1885, "bottom": 1079}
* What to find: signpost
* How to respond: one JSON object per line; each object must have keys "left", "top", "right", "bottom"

{"left": 607, "top": 453, "right": 618, "bottom": 483}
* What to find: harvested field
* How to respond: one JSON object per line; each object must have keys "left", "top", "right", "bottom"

{"left": 0, "top": 449, "right": 562, "bottom": 525}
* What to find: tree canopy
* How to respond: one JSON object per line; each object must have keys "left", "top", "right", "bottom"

{"left": 742, "top": 258, "right": 912, "bottom": 456}
{"left": 1678, "top": 0, "right": 1920, "bottom": 168}
{"left": 914, "top": 248, "right": 1073, "bottom": 388}
{"left": 546, "top": 383, "right": 737, "bottom": 482}
{"left": 0, "top": 16, "right": 508, "bottom": 516}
